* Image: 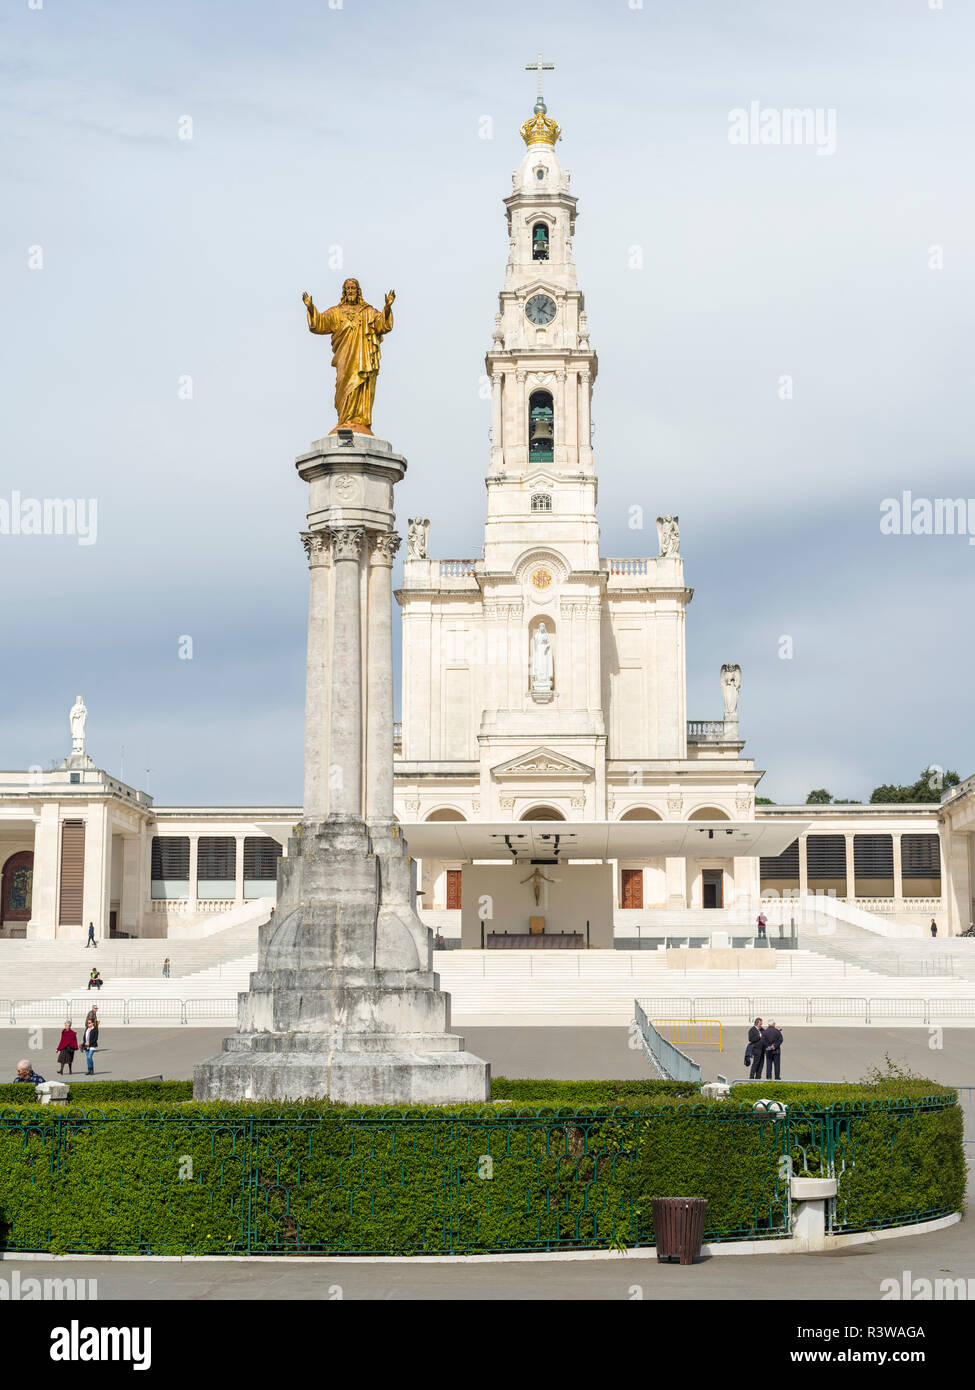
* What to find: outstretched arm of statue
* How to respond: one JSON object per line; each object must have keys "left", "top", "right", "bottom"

{"left": 303, "top": 291, "right": 330, "bottom": 334}
{"left": 380, "top": 289, "right": 395, "bottom": 332}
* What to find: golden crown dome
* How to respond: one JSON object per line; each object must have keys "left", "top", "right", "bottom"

{"left": 520, "top": 98, "right": 560, "bottom": 147}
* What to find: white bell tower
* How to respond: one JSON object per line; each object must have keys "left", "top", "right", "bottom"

{"left": 483, "top": 58, "right": 600, "bottom": 578}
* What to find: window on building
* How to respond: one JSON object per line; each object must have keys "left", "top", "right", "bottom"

{"left": 528, "top": 390, "right": 554, "bottom": 462}
{"left": 243, "top": 835, "right": 283, "bottom": 899}
{"left": 853, "top": 835, "right": 894, "bottom": 877}
{"left": 806, "top": 835, "right": 846, "bottom": 878}
{"left": 150, "top": 835, "right": 189, "bottom": 900}
{"left": 531, "top": 493, "right": 552, "bottom": 512}
{"left": 902, "top": 834, "right": 941, "bottom": 878}
{"left": 532, "top": 222, "right": 550, "bottom": 260}
{"left": 759, "top": 839, "right": 800, "bottom": 878}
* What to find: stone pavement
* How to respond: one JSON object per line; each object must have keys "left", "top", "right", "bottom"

{"left": 4, "top": 1210, "right": 973, "bottom": 1300}
{"left": 1, "top": 1025, "right": 974, "bottom": 1089}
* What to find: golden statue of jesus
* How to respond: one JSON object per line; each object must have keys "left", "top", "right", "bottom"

{"left": 302, "top": 278, "right": 395, "bottom": 435}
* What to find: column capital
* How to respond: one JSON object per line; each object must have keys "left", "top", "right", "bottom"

{"left": 328, "top": 525, "right": 364, "bottom": 562}
{"left": 369, "top": 531, "right": 402, "bottom": 567}
{"left": 301, "top": 530, "right": 332, "bottom": 567}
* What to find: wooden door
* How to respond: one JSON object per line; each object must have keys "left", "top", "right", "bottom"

{"left": 446, "top": 870, "right": 462, "bottom": 910}
{"left": 621, "top": 868, "right": 643, "bottom": 910}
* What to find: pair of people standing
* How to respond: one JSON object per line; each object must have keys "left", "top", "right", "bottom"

{"left": 746, "top": 1017, "right": 784, "bottom": 1079}
{"left": 55, "top": 1011, "right": 98, "bottom": 1074}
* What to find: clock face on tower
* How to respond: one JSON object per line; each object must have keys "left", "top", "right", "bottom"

{"left": 525, "top": 293, "right": 557, "bottom": 326}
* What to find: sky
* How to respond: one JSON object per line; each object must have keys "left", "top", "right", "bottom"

{"left": 1, "top": 0, "right": 973, "bottom": 807}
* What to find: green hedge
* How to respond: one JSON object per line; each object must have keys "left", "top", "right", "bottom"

{"left": 0, "top": 1089, "right": 962, "bottom": 1256}
{"left": 0, "top": 1080, "right": 194, "bottom": 1107}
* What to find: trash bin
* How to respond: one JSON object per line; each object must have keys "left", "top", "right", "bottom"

{"left": 651, "top": 1197, "right": 708, "bottom": 1264}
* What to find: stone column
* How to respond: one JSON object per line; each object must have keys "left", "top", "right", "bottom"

{"left": 328, "top": 525, "right": 365, "bottom": 819}
{"left": 188, "top": 834, "right": 199, "bottom": 912}
{"left": 516, "top": 370, "right": 527, "bottom": 461}
{"left": 490, "top": 371, "right": 503, "bottom": 469}
{"left": 119, "top": 835, "right": 141, "bottom": 935}
{"left": 578, "top": 368, "right": 592, "bottom": 466}
{"left": 798, "top": 834, "right": 809, "bottom": 900}
{"left": 27, "top": 802, "right": 59, "bottom": 939}
{"left": 554, "top": 368, "right": 567, "bottom": 464}
{"left": 892, "top": 833, "right": 904, "bottom": 911}
{"left": 844, "top": 832, "right": 856, "bottom": 903}
{"left": 366, "top": 530, "right": 401, "bottom": 823}
{"left": 301, "top": 531, "right": 332, "bottom": 818}
{"left": 234, "top": 834, "right": 246, "bottom": 905}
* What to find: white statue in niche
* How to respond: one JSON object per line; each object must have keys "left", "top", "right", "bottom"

{"left": 69, "top": 694, "right": 87, "bottom": 753}
{"left": 720, "top": 664, "right": 741, "bottom": 720}
{"left": 530, "top": 623, "right": 554, "bottom": 693}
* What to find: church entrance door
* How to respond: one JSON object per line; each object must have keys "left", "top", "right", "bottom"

{"left": 1, "top": 850, "right": 34, "bottom": 931}
{"left": 446, "top": 870, "right": 462, "bottom": 910}
{"left": 620, "top": 868, "right": 643, "bottom": 910}
{"left": 702, "top": 870, "right": 723, "bottom": 910}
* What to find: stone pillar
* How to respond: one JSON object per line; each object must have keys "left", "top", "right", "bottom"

{"left": 188, "top": 834, "right": 199, "bottom": 913}
{"left": 195, "top": 433, "right": 488, "bottom": 1107}
{"left": 328, "top": 526, "right": 365, "bottom": 818}
{"left": 366, "top": 531, "right": 400, "bottom": 822}
{"left": 234, "top": 834, "right": 246, "bottom": 905}
{"left": 490, "top": 370, "right": 503, "bottom": 469}
{"left": 578, "top": 368, "right": 592, "bottom": 466}
{"left": 81, "top": 803, "right": 110, "bottom": 940}
{"left": 27, "top": 802, "right": 59, "bottom": 939}
{"left": 301, "top": 531, "right": 332, "bottom": 818}
{"left": 798, "top": 834, "right": 809, "bottom": 900}
{"left": 516, "top": 370, "right": 527, "bottom": 462}
{"left": 892, "top": 833, "right": 904, "bottom": 911}
{"left": 554, "top": 368, "right": 567, "bottom": 465}
{"left": 119, "top": 835, "right": 140, "bottom": 935}
{"left": 844, "top": 832, "right": 856, "bottom": 903}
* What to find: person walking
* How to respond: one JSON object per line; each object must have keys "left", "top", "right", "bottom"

{"left": 56, "top": 1020, "right": 79, "bottom": 1075}
{"left": 763, "top": 1020, "right": 784, "bottom": 1080}
{"left": 82, "top": 1017, "right": 99, "bottom": 1075}
{"left": 86, "top": 921, "right": 97, "bottom": 948}
{"left": 756, "top": 911, "right": 767, "bottom": 941}
{"left": 747, "top": 1018, "right": 766, "bottom": 1079}
{"left": 162, "top": 957, "right": 170, "bottom": 979}
{"left": 930, "top": 918, "right": 938, "bottom": 938}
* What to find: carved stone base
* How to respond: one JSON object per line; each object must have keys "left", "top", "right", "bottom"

{"left": 193, "top": 818, "right": 490, "bottom": 1106}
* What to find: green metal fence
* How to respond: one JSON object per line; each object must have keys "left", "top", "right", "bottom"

{"left": 0, "top": 1099, "right": 955, "bottom": 1256}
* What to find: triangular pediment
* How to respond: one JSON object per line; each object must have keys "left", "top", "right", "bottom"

{"left": 492, "top": 747, "right": 595, "bottom": 779}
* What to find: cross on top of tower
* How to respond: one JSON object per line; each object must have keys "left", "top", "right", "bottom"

{"left": 525, "top": 52, "right": 554, "bottom": 113}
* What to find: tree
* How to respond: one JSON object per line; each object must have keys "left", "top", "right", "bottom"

{"left": 805, "top": 789, "right": 833, "bottom": 804}
{"left": 755, "top": 797, "right": 775, "bottom": 805}
{"left": 869, "top": 768, "right": 960, "bottom": 804}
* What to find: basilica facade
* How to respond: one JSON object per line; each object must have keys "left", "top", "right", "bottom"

{"left": 0, "top": 94, "right": 969, "bottom": 942}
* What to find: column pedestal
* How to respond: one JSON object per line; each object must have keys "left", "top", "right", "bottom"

{"left": 195, "top": 435, "right": 489, "bottom": 1106}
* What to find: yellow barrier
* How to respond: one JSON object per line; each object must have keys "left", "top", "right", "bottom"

{"left": 652, "top": 1019, "right": 722, "bottom": 1048}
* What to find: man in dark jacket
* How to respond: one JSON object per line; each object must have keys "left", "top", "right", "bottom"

{"left": 747, "top": 1018, "right": 765, "bottom": 1079}
{"left": 763, "top": 1021, "right": 784, "bottom": 1079}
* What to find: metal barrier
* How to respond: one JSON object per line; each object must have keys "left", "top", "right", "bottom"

{"left": 652, "top": 1019, "right": 722, "bottom": 1048}
{"left": 694, "top": 996, "right": 751, "bottom": 1020}
{"left": 808, "top": 997, "right": 868, "bottom": 1021}
{"left": 927, "top": 1000, "right": 975, "bottom": 1020}
{"left": 866, "top": 998, "right": 927, "bottom": 1022}
{"left": 633, "top": 1002, "right": 702, "bottom": 1082}
{"left": 125, "top": 999, "right": 186, "bottom": 1024}
{"left": 68, "top": 998, "right": 127, "bottom": 1022}
{"left": 10, "top": 999, "right": 68, "bottom": 1024}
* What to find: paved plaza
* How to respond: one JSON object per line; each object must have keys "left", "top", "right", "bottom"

{"left": 2, "top": 1024, "right": 973, "bottom": 1090}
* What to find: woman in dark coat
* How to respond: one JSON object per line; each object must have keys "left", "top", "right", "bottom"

{"left": 56, "top": 1020, "right": 79, "bottom": 1075}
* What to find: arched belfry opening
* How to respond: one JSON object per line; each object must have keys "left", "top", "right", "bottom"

{"left": 532, "top": 222, "right": 550, "bottom": 260}
{"left": 528, "top": 390, "right": 554, "bottom": 462}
